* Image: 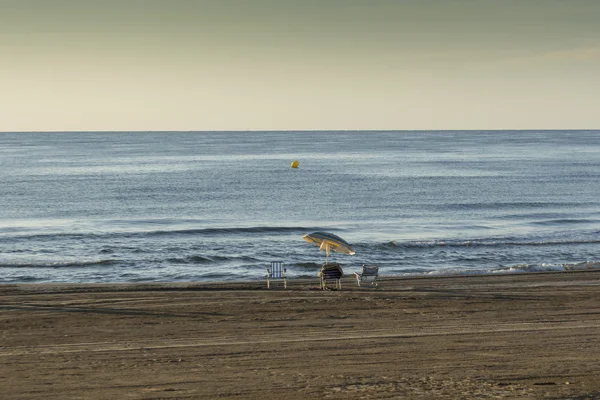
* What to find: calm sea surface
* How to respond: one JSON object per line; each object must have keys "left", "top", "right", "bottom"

{"left": 1, "top": 131, "right": 599, "bottom": 283}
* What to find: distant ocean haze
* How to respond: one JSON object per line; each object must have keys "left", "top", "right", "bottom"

{"left": 1, "top": 130, "right": 599, "bottom": 283}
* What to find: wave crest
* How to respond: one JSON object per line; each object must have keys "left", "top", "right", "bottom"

{"left": 388, "top": 238, "right": 600, "bottom": 249}
{"left": 0, "top": 259, "right": 119, "bottom": 269}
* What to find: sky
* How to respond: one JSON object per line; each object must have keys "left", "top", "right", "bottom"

{"left": 1, "top": 0, "right": 599, "bottom": 131}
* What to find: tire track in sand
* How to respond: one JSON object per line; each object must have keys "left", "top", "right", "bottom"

{"left": 2, "top": 319, "right": 600, "bottom": 357}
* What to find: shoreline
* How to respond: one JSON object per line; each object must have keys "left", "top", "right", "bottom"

{"left": 2, "top": 270, "right": 600, "bottom": 399}
{"left": 2, "top": 268, "right": 600, "bottom": 292}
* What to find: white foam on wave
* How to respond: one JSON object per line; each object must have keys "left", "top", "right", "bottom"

{"left": 0, "top": 258, "right": 119, "bottom": 269}
{"left": 564, "top": 261, "right": 600, "bottom": 271}
{"left": 392, "top": 260, "right": 600, "bottom": 278}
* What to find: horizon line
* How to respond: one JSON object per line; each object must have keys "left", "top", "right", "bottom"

{"left": 1, "top": 128, "right": 599, "bottom": 134}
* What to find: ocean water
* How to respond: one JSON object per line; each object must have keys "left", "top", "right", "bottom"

{"left": 1, "top": 130, "right": 599, "bottom": 284}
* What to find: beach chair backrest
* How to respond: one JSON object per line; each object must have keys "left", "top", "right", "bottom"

{"left": 270, "top": 261, "right": 285, "bottom": 279}
{"left": 321, "top": 266, "right": 343, "bottom": 280}
{"left": 362, "top": 265, "right": 379, "bottom": 277}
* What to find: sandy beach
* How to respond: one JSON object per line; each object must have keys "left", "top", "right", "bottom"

{"left": 2, "top": 271, "right": 600, "bottom": 399}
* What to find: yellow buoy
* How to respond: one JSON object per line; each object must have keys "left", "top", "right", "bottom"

{"left": 291, "top": 160, "right": 299, "bottom": 168}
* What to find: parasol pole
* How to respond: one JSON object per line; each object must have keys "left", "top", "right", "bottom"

{"left": 320, "top": 241, "right": 331, "bottom": 264}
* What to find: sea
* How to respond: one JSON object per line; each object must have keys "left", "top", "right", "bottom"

{"left": 1, "top": 130, "right": 599, "bottom": 284}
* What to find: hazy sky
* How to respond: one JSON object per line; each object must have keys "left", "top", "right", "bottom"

{"left": 1, "top": 0, "right": 599, "bottom": 131}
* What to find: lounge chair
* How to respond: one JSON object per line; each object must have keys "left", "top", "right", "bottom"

{"left": 319, "top": 263, "right": 343, "bottom": 290}
{"left": 354, "top": 265, "right": 379, "bottom": 287}
{"left": 267, "top": 261, "right": 286, "bottom": 289}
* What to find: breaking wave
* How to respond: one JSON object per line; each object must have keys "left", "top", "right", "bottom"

{"left": 2, "top": 226, "right": 329, "bottom": 242}
{"left": 165, "top": 255, "right": 259, "bottom": 264}
{"left": 0, "top": 259, "right": 120, "bottom": 269}
{"left": 396, "top": 260, "right": 600, "bottom": 277}
{"left": 385, "top": 238, "right": 600, "bottom": 249}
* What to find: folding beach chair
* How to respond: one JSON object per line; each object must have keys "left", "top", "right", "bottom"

{"left": 319, "top": 263, "right": 343, "bottom": 290}
{"left": 267, "top": 261, "right": 286, "bottom": 289}
{"left": 354, "top": 265, "right": 379, "bottom": 287}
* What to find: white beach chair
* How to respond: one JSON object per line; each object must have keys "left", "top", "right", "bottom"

{"left": 354, "top": 265, "right": 379, "bottom": 287}
{"left": 267, "top": 261, "right": 286, "bottom": 289}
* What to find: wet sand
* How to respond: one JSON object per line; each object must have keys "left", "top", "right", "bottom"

{"left": 2, "top": 271, "right": 600, "bottom": 399}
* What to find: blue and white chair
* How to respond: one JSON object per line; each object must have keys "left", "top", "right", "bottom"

{"left": 267, "top": 261, "right": 286, "bottom": 289}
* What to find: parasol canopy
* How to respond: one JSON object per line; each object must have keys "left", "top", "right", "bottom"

{"left": 302, "top": 231, "right": 355, "bottom": 263}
